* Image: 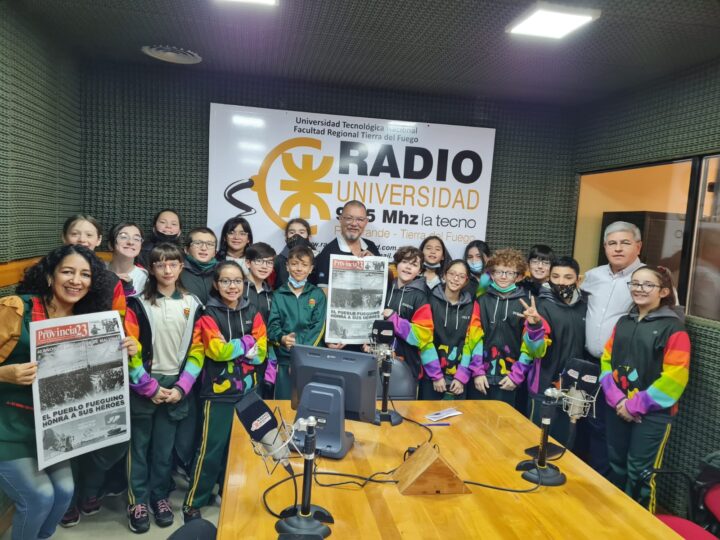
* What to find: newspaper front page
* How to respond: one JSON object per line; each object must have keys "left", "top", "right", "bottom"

{"left": 30, "top": 311, "right": 130, "bottom": 469}
{"left": 326, "top": 255, "right": 388, "bottom": 345}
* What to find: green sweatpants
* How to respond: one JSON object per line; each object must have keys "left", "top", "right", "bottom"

{"left": 127, "top": 375, "right": 189, "bottom": 505}
{"left": 606, "top": 410, "right": 673, "bottom": 511}
{"left": 274, "top": 363, "right": 292, "bottom": 400}
{"left": 184, "top": 400, "right": 235, "bottom": 509}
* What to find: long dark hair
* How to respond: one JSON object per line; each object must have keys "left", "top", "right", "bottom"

{"left": 144, "top": 243, "right": 186, "bottom": 305}
{"left": 420, "top": 235, "right": 450, "bottom": 273}
{"left": 217, "top": 217, "right": 253, "bottom": 260}
{"left": 464, "top": 240, "right": 490, "bottom": 261}
{"left": 16, "top": 245, "right": 112, "bottom": 314}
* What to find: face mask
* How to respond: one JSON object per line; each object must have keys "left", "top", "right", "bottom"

{"left": 153, "top": 230, "right": 180, "bottom": 243}
{"left": 468, "top": 261, "right": 484, "bottom": 274}
{"left": 490, "top": 281, "right": 517, "bottom": 294}
{"left": 288, "top": 276, "right": 307, "bottom": 289}
{"left": 551, "top": 283, "right": 576, "bottom": 302}
{"left": 423, "top": 262, "right": 442, "bottom": 270}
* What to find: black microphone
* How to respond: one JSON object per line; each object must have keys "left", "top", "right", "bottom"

{"left": 235, "top": 392, "right": 293, "bottom": 474}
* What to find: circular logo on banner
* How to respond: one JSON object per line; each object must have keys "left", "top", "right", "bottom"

{"left": 241, "top": 138, "right": 335, "bottom": 235}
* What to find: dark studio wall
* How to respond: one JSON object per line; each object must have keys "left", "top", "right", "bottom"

{"left": 0, "top": 2, "right": 82, "bottom": 264}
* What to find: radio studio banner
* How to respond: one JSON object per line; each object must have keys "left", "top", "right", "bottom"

{"left": 207, "top": 104, "right": 495, "bottom": 257}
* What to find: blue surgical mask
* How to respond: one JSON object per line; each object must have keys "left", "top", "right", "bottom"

{"left": 468, "top": 261, "right": 484, "bottom": 274}
{"left": 423, "top": 262, "right": 442, "bottom": 270}
{"left": 288, "top": 276, "right": 307, "bottom": 289}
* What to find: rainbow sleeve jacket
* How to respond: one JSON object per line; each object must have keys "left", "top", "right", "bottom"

{"left": 124, "top": 294, "right": 203, "bottom": 398}
{"left": 600, "top": 306, "right": 690, "bottom": 416}
{"left": 384, "top": 278, "right": 436, "bottom": 380}
{"left": 429, "top": 287, "right": 484, "bottom": 384}
{"left": 188, "top": 294, "right": 267, "bottom": 401}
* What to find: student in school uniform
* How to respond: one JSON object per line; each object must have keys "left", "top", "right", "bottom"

{"left": 182, "top": 261, "right": 267, "bottom": 523}
{"left": 600, "top": 266, "right": 690, "bottom": 511}
{"left": 60, "top": 215, "right": 129, "bottom": 527}
{"left": 468, "top": 248, "right": 530, "bottom": 406}
{"left": 107, "top": 221, "right": 148, "bottom": 298}
{"left": 264, "top": 245, "right": 326, "bottom": 399}
{"left": 423, "top": 260, "right": 484, "bottom": 400}
{"left": 179, "top": 227, "right": 219, "bottom": 306}
{"left": 124, "top": 243, "right": 203, "bottom": 534}
{"left": 138, "top": 209, "right": 183, "bottom": 269}
{"left": 503, "top": 257, "right": 587, "bottom": 443}
{"left": 380, "top": 246, "right": 435, "bottom": 398}
{"left": 243, "top": 242, "right": 276, "bottom": 394}
{"left": 274, "top": 218, "right": 313, "bottom": 290}
{"left": 419, "top": 235, "right": 450, "bottom": 291}
{"left": 216, "top": 217, "right": 253, "bottom": 278}
{"left": 463, "top": 240, "right": 491, "bottom": 297}
{"left": 521, "top": 244, "right": 556, "bottom": 297}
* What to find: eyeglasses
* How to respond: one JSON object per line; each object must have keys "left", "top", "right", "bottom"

{"left": 529, "top": 258, "right": 551, "bottom": 268}
{"left": 340, "top": 216, "right": 367, "bottom": 224}
{"left": 152, "top": 261, "right": 181, "bottom": 271}
{"left": 250, "top": 258, "right": 274, "bottom": 267}
{"left": 492, "top": 270, "right": 518, "bottom": 279}
{"left": 606, "top": 240, "right": 636, "bottom": 248}
{"left": 228, "top": 231, "right": 249, "bottom": 238}
{"left": 190, "top": 240, "right": 216, "bottom": 249}
{"left": 218, "top": 278, "right": 243, "bottom": 288}
{"left": 446, "top": 271, "right": 468, "bottom": 282}
{"left": 116, "top": 233, "right": 143, "bottom": 243}
{"left": 627, "top": 281, "right": 662, "bottom": 292}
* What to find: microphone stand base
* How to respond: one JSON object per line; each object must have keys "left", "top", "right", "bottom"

{"left": 276, "top": 504, "right": 333, "bottom": 538}
{"left": 373, "top": 409, "right": 403, "bottom": 426}
{"left": 516, "top": 460, "right": 566, "bottom": 487}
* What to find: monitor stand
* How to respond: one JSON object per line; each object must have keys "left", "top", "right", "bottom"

{"left": 293, "top": 382, "right": 354, "bottom": 459}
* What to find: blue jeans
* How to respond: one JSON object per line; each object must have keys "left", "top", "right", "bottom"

{"left": 0, "top": 457, "right": 74, "bottom": 540}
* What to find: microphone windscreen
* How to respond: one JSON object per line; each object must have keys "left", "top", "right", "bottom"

{"left": 235, "top": 391, "right": 279, "bottom": 443}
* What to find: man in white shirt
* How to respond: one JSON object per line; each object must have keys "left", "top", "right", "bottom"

{"left": 579, "top": 221, "right": 644, "bottom": 475}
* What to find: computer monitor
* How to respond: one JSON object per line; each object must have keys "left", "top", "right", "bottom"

{"left": 290, "top": 345, "right": 377, "bottom": 423}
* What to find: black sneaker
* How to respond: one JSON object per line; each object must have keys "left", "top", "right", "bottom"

{"left": 182, "top": 505, "right": 202, "bottom": 524}
{"left": 79, "top": 496, "right": 103, "bottom": 516}
{"left": 150, "top": 498, "right": 174, "bottom": 528}
{"left": 60, "top": 506, "right": 80, "bottom": 528}
{"left": 127, "top": 503, "right": 150, "bottom": 534}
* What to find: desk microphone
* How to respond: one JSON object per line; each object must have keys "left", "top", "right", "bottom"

{"left": 235, "top": 391, "right": 293, "bottom": 475}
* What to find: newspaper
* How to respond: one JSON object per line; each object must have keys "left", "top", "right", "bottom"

{"left": 30, "top": 311, "right": 130, "bottom": 469}
{"left": 326, "top": 255, "right": 388, "bottom": 345}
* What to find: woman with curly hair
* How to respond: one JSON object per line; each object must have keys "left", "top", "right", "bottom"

{"left": 0, "top": 245, "right": 137, "bottom": 540}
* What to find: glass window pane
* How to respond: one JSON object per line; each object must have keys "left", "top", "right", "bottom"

{"left": 688, "top": 155, "right": 720, "bottom": 320}
{"left": 575, "top": 161, "right": 692, "bottom": 286}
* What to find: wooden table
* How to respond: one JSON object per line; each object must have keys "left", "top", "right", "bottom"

{"left": 218, "top": 401, "right": 679, "bottom": 539}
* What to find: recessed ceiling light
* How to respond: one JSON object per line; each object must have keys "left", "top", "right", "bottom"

{"left": 141, "top": 45, "right": 202, "bottom": 64}
{"left": 218, "top": 0, "right": 277, "bottom": 5}
{"left": 507, "top": 2, "right": 600, "bottom": 39}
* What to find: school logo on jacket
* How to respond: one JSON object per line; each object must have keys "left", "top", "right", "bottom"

{"left": 309, "top": 298, "right": 317, "bottom": 308}
{"left": 183, "top": 307, "right": 190, "bottom": 320}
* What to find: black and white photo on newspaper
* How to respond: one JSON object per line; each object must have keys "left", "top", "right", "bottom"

{"left": 326, "top": 254, "right": 388, "bottom": 345}
{"left": 30, "top": 311, "right": 130, "bottom": 469}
